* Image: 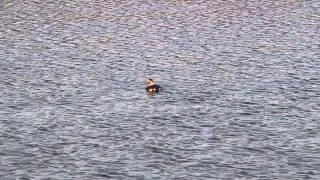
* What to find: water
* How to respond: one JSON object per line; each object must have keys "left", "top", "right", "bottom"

{"left": 1, "top": 0, "right": 319, "bottom": 179}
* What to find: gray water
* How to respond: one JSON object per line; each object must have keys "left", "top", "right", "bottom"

{"left": 1, "top": 0, "right": 319, "bottom": 179}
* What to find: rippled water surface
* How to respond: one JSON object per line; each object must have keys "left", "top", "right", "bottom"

{"left": 1, "top": 0, "right": 319, "bottom": 179}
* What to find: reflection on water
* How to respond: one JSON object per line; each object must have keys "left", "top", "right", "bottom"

{"left": 1, "top": 0, "right": 319, "bottom": 179}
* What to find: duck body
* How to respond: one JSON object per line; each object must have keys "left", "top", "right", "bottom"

{"left": 146, "top": 84, "right": 161, "bottom": 93}
{"left": 145, "top": 78, "right": 161, "bottom": 93}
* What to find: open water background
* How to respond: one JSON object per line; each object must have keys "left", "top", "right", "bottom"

{"left": 1, "top": 0, "right": 319, "bottom": 179}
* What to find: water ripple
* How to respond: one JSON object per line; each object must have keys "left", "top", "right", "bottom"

{"left": 1, "top": 0, "right": 319, "bottom": 179}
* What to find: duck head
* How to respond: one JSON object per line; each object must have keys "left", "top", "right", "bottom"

{"left": 146, "top": 78, "right": 154, "bottom": 87}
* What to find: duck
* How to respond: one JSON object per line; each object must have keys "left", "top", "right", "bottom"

{"left": 145, "top": 78, "right": 161, "bottom": 93}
